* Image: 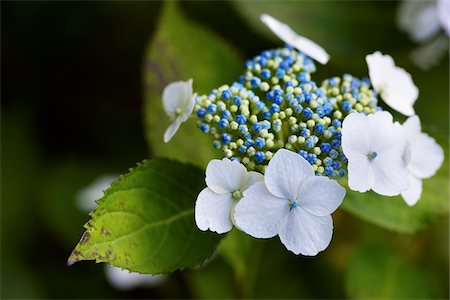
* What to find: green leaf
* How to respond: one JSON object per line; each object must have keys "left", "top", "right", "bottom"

{"left": 68, "top": 158, "right": 221, "bottom": 274}
{"left": 346, "top": 243, "right": 438, "bottom": 299}
{"left": 143, "top": 1, "right": 243, "bottom": 168}
{"left": 340, "top": 148, "right": 448, "bottom": 233}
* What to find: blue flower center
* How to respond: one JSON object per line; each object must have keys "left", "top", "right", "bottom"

{"left": 368, "top": 151, "right": 377, "bottom": 160}
{"left": 289, "top": 199, "right": 299, "bottom": 210}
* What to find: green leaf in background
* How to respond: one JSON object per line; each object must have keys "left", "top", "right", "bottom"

{"left": 232, "top": 1, "right": 406, "bottom": 72}
{"left": 68, "top": 159, "right": 221, "bottom": 274}
{"left": 346, "top": 243, "right": 438, "bottom": 299}
{"left": 143, "top": 0, "right": 243, "bottom": 168}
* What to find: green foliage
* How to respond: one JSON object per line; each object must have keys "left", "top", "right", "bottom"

{"left": 68, "top": 159, "right": 221, "bottom": 274}
{"left": 143, "top": 1, "right": 243, "bottom": 168}
{"left": 346, "top": 243, "right": 438, "bottom": 299}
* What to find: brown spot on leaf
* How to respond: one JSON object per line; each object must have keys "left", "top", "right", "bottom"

{"left": 79, "top": 231, "right": 91, "bottom": 245}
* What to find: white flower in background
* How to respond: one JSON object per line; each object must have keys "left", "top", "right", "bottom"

{"left": 105, "top": 265, "right": 166, "bottom": 291}
{"left": 342, "top": 111, "right": 409, "bottom": 196}
{"left": 260, "top": 14, "right": 330, "bottom": 64}
{"left": 75, "top": 175, "right": 117, "bottom": 212}
{"left": 162, "top": 79, "right": 196, "bottom": 143}
{"left": 397, "top": 0, "right": 449, "bottom": 70}
{"left": 366, "top": 52, "right": 418, "bottom": 116}
{"left": 76, "top": 176, "right": 166, "bottom": 290}
{"left": 401, "top": 116, "right": 444, "bottom": 206}
{"left": 195, "top": 158, "right": 264, "bottom": 234}
{"left": 233, "top": 149, "right": 345, "bottom": 256}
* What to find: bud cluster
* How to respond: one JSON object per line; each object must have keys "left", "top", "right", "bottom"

{"left": 194, "top": 46, "right": 380, "bottom": 177}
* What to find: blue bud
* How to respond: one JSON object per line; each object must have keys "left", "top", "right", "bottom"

{"left": 207, "top": 104, "right": 217, "bottom": 114}
{"left": 305, "top": 138, "right": 314, "bottom": 149}
{"left": 334, "top": 131, "right": 342, "bottom": 139}
{"left": 303, "top": 107, "right": 313, "bottom": 118}
{"left": 324, "top": 166, "right": 334, "bottom": 176}
{"left": 222, "top": 110, "right": 232, "bottom": 120}
{"left": 239, "top": 145, "right": 247, "bottom": 153}
{"left": 251, "top": 77, "right": 262, "bottom": 88}
{"left": 298, "top": 150, "right": 308, "bottom": 159}
{"left": 329, "top": 78, "right": 338, "bottom": 87}
{"left": 262, "top": 110, "right": 272, "bottom": 120}
{"left": 256, "top": 101, "right": 266, "bottom": 110}
{"left": 320, "top": 143, "right": 331, "bottom": 154}
{"left": 332, "top": 119, "right": 342, "bottom": 128}
{"left": 245, "top": 139, "right": 255, "bottom": 147}
{"left": 245, "top": 60, "right": 253, "bottom": 68}
{"left": 266, "top": 90, "right": 275, "bottom": 101}
{"left": 294, "top": 105, "right": 303, "bottom": 114}
{"left": 218, "top": 119, "right": 229, "bottom": 129}
{"left": 236, "top": 114, "right": 247, "bottom": 125}
{"left": 255, "top": 137, "right": 265, "bottom": 148}
{"left": 331, "top": 139, "right": 341, "bottom": 149}
{"left": 300, "top": 128, "right": 310, "bottom": 138}
{"left": 197, "top": 108, "right": 206, "bottom": 118}
{"left": 329, "top": 149, "right": 338, "bottom": 159}
{"left": 243, "top": 132, "right": 252, "bottom": 140}
{"left": 252, "top": 122, "right": 262, "bottom": 132}
{"left": 260, "top": 69, "right": 271, "bottom": 79}
{"left": 238, "top": 124, "right": 248, "bottom": 133}
{"left": 342, "top": 101, "right": 352, "bottom": 111}
{"left": 276, "top": 68, "right": 285, "bottom": 78}
{"left": 274, "top": 95, "right": 284, "bottom": 105}
{"left": 213, "top": 140, "right": 221, "bottom": 149}
{"left": 304, "top": 93, "right": 312, "bottom": 102}
{"left": 289, "top": 99, "right": 299, "bottom": 107}
{"left": 324, "top": 157, "right": 333, "bottom": 166}
{"left": 222, "top": 90, "right": 232, "bottom": 100}
{"left": 307, "top": 153, "right": 317, "bottom": 164}
{"left": 221, "top": 133, "right": 231, "bottom": 144}
{"left": 255, "top": 151, "right": 265, "bottom": 163}
{"left": 258, "top": 57, "right": 268, "bottom": 67}
{"left": 200, "top": 123, "right": 210, "bottom": 133}
{"left": 314, "top": 124, "right": 325, "bottom": 134}
{"left": 233, "top": 96, "right": 242, "bottom": 105}
{"left": 284, "top": 81, "right": 294, "bottom": 87}
{"left": 261, "top": 120, "right": 271, "bottom": 129}
{"left": 298, "top": 72, "right": 308, "bottom": 83}
{"left": 261, "top": 50, "right": 271, "bottom": 59}
{"left": 339, "top": 169, "right": 346, "bottom": 177}
{"left": 297, "top": 94, "right": 305, "bottom": 103}
{"left": 332, "top": 160, "right": 341, "bottom": 169}
{"left": 270, "top": 104, "right": 280, "bottom": 113}
{"left": 230, "top": 157, "right": 240, "bottom": 162}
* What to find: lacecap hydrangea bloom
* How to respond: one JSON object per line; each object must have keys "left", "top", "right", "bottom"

{"left": 161, "top": 14, "right": 444, "bottom": 255}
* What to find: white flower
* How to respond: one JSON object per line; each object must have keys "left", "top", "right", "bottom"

{"left": 401, "top": 116, "right": 444, "bottom": 206}
{"left": 105, "top": 265, "right": 166, "bottom": 291}
{"left": 341, "top": 111, "right": 409, "bottom": 196}
{"left": 260, "top": 14, "right": 330, "bottom": 64}
{"left": 162, "top": 79, "right": 196, "bottom": 143}
{"left": 195, "top": 158, "right": 264, "bottom": 234}
{"left": 233, "top": 149, "right": 345, "bottom": 256}
{"left": 366, "top": 52, "right": 418, "bottom": 116}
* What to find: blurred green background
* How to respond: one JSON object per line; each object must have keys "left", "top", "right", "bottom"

{"left": 2, "top": 1, "right": 448, "bottom": 299}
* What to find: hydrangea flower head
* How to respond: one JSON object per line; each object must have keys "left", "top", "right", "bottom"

{"left": 195, "top": 158, "right": 263, "bottom": 234}
{"left": 194, "top": 48, "right": 379, "bottom": 178}
{"left": 341, "top": 111, "right": 409, "bottom": 196}
{"left": 401, "top": 115, "right": 444, "bottom": 206}
{"left": 366, "top": 52, "right": 418, "bottom": 116}
{"left": 260, "top": 14, "right": 330, "bottom": 64}
{"left": 162, "top": 79, "right": 196, "bottom": 142}
{"left": 233, "top": 149, "right": 346, "bottom": 255}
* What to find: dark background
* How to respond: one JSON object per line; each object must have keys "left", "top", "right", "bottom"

{"left": 2, "top": 1, "right": 448, "bottom": 299}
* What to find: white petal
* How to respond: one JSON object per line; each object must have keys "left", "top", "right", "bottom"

{"left": 162, "top": 79, "right": 193, "bottom": 119}
{"left": 401, "top": 174, "right": 423, "bottom": 206}
{"left": 241, "top": 171, "right": 264, "bottom": 191}
{"left": 407, "top": 132, "right": 444, "bottom": 179}
{"left": 409, "top": 35, "right": 449, "bottom": 71}
{"left": 371, "top": 155, "right": 409, "bottom": 196}
{"left": 105, "top": 265, "right": 165, "bottom": 291}
{"left": 205, "top": 158, "right": 248, "bottom": 194}
{"left": 181, "top": 92, "right": 196, "bottom": 122}
{"left": 163, "top": 117, "right": 183, "bottom": 143}
{"left": 369, "top": 112, "right": 406, "bottom": 157}
{"left": 342, "top": 113, "right": 372, "bottom": 158}
{"left": 233, "top": 182, "right": 288, "bottom": 238}
{"left": 279, "top": 208, "right": 333, "bottom": 256}
{"left": 403, "top": 115, "right": 422, "bottom": 140}
{"left": 397, "top": 0, "right": 441, "bottom": 42}
{"left": 438, "top": 0, "right": 450, "bottom": 35}
{"left": 260, "top": 14, "right": 330, "bottom": 64}
{"left": 265, "top": 149, "right": 314, "bottom": 200}
{"left": 366, "top": 52, "right": 418, "bottom": 116}
{"left": 299, "top": 176, "right": 346, "bottom": 216}
{"left": 347, "top": 153, "right": 372, "bottom": 193}
{"left": 195, "top": 188, "right": 234, "bottom": 234}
